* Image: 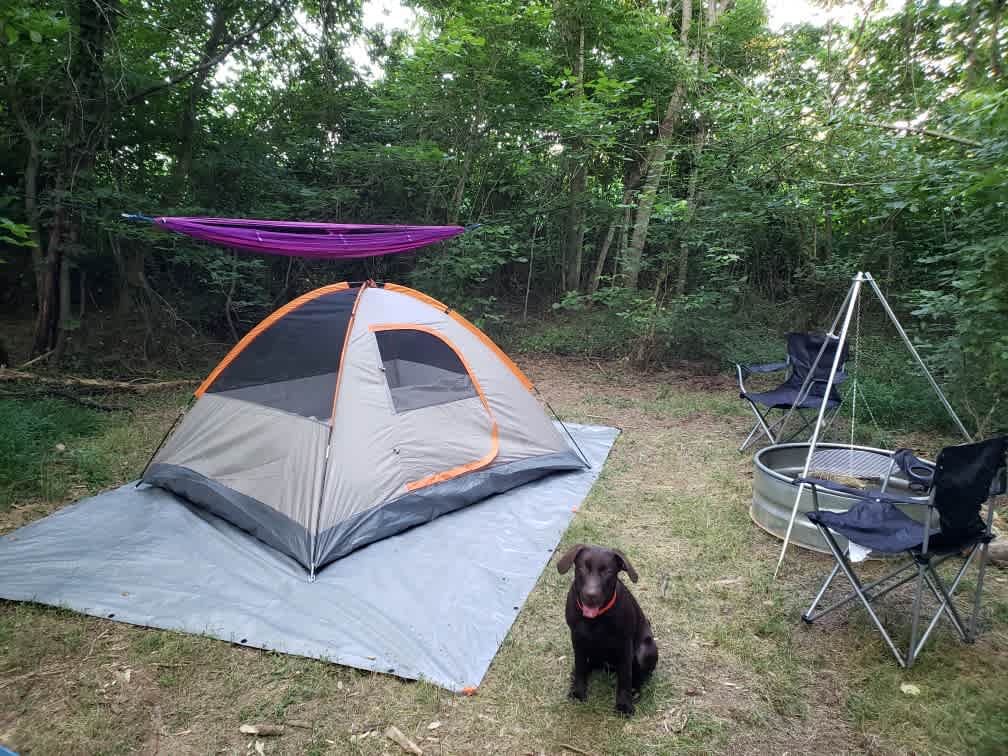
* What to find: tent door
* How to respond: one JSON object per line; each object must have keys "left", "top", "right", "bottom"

{"left": 370, "top": 325, "right": 499, "bottom": 491}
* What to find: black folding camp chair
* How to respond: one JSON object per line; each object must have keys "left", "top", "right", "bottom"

{"left": 800, "top": 436, "right": 1008, "bottom": 667}
{"left": 736, "top": 332, "right": 850, "bottom": 452}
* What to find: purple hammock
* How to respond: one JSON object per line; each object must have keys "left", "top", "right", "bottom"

{"left": 134, "top": 215, "right": 467, "bottom": 259}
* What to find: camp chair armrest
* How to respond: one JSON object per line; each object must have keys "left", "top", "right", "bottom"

{"left": 797, "top": 477, "right": 933, "bottom": 507}
{"left": 739, "top": 360, "right": 788, "bottom": 375}
{"left": 736, "top": 360, "right": 788, "bottom": 396}
{"left": 808, "top": 368, "right": 848, "bottom": 386}
{"left": 892, "top": 448, "right": 936, "bottom": 491}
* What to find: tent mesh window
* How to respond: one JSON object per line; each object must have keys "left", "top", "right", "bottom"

{"left": 375, "top": 329, "right": 478, "bottom": 413}
{"left": 205, "top": 289, "right": 356, "bottom": 421}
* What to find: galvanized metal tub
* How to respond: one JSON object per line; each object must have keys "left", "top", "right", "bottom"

{"left": 750, "top": 443, "right": 933, "bottom": 555}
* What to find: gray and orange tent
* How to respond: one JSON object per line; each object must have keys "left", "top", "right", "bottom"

{"left": 141, "top": 281, "right": 584, "bottom": 575}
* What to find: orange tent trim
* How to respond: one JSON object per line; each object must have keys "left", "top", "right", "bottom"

{"left": 384, "top": 283, "right": 535, "bottom": 392}
{"left": 195, "top": 282, "right": 351, "bottom": 397}
{"left": 197, "top": 281, "right": 534, "bottom": 401}
{"left": 369, "top": 323, "right": 500, "bottom": 492}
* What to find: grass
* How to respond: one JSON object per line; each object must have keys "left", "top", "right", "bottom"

{"left": 0, "top": 398, "right": 108, "bottom": 510}
{"left": 1, "top": 354, "right": 1006, "bottom": 754}
{"left": 0, "top": 390, "right": 192, "bottom": 522}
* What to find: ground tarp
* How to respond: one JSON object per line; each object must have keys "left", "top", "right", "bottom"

{"left": 0, "top": 423, "right": 618, "bottom": 692}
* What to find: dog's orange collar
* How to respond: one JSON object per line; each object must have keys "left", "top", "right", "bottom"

{"left": 577, "top": 588, "right": 618, "bottom": 618}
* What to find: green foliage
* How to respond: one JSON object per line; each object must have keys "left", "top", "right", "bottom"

{"left": 0, "top": 0, "right": 1005, "bottom": 431}
{"left": 0, "top": 399, "right": 107, "bottom": 509}
{"left": 0, "top": 217, "right": 35, "bottom": 251}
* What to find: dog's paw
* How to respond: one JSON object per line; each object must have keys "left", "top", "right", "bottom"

{"left": 615, "top": 696, "right": 635, "bottom": 717}
{"left": 568, "top": 685, "right": 587, "bottom": 701}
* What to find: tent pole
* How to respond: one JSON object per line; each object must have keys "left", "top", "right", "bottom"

{"left": 310, "top": 281, "right": 369, "bottom": 578}
{"left": 538, "top": 389, "right": 591, "bottom": 469}
{"left": 863, "top": 273, "right": 972, "bottom": 442}
{"left": 136, "top": 395, "right": 194, "bottom": 487}
{"left": 773, "top": 280, "right": 857, "bottom": 441}
{"left": 774, "top": 272, "right": 864, "bottom": 579}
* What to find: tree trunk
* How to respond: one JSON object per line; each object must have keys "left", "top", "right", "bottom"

{"left": 79, "top": 268, "right": 87, "bottom": 321}
{"left": 225, "top": 252, "right": 239, "bottom": 342}
{"left": 33, "top": 0, "right": 119, "bottom": 357}
{"left": 965, "top": 0, "right": 982, "bottom": 85}
{"left": 821, "top": 195, "right": 833, "bottom": 262}
{"left": 447, "top": 81, "right": 485, "bottom": 226}
{"left": 523, "top": 220, "right": 541, "bottom": 321}
{"left": 564, "top": 163, "right": 587, "bottom": 292}
{"left": 448, "top": 142, "right": 476, "bottom": 225}
{"left": 117, "top": 244, "right": 148, "bottom": 318}
{"left": 992, "top": 0, "right": 1005, "bottom": 79}
{"left": 675, "top": 122, "right": 706, "bottom": 296}
{"left": 32, "top": 197, "right": 64, "bottom": 355}
{"left": 623, "top": 139, "right": 670, "bottom": 289}
{"left": 621, "top": 0, "right": 693, "bottom": 289}
{"left": 177, "top": 2, "right": 233, "bottom": 184}
{"left": 51, "top": 250, "right": 74, "bottom": 364}
{"left": 7, "top": 84, "right": 45, "bottom": 304}
{"left": 24, "top": 136, "right": 44, "bottom": 300}
{"left": 563, "top": 23, "right": 587, "bottom": 292}
{"left": 588, "top": 215, "right": 620, "bottom": 295}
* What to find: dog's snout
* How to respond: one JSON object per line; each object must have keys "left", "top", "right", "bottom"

{"left": 578, "top": 574, "right": 606, "bottom": 605}
{"left": 581, "top": 586, "right": 604, "bottom": 605}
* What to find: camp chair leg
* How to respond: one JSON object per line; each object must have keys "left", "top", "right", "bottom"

{"left": 919, "top": 547, "right": 980, "bottom": 649}
{"left": 969, "top": 540, "right": 992, "bottom": 642}
{"left": 820, "top": 405, "right": 844, "bottom": 436}
{"left": 817, "top": 525, "right": 907, "bottom": 667}
{"left": 913, "top": 562, "right": 971, "bottom": 663}
{"left": 804, "top": 560, "right": 842, "bottom": 621}
{"left": 739, "top": 404, "right": 778, "bottom": 452}
{"left": 804, "top": 528, "right": 918, "bottom": 623}
{"left": 921, "top": 571, "right": 966, "bottom": 643}
{"left": 804, "top": 560, "right": 920, "bottom": 623}
{"left": 779, "top": 409, "right": 827, "bottom": 445}
{"left": 739, "top": 422, "right": 763, "bottom": 453}
{"left": 906, "top": 560, "right": 928, "bottom": 669}
{"left": 906, "top": 551, "right": 973, "bottom": 663}
{"left": 920, "top": 575, "right": 964, "bottom": 644}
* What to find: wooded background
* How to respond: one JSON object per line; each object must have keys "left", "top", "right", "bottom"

{"left": 1, "top": 0, "right": 1005, "bottom": 432}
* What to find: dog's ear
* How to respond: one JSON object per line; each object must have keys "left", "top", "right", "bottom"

{"left": 557, "top": 544, "right": 587, "bottom": 574}
{"left": 612, "top": 549, "right": 639, "bottom": 583}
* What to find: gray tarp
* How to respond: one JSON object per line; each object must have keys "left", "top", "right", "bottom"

{"left": 0, "top": 424, "right": 618, "bottom": 692}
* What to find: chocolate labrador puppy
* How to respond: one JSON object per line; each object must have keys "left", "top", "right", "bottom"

{"left": 557, "top": 544, "right": 658, "bottom": 716}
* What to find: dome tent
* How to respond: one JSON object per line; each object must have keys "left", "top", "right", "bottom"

{"left": 142, "top": 281, "right": 584, "bottom": 575}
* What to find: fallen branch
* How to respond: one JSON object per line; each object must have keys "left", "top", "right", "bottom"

{"left": 18, "top": 349, "right": 55, "bottom": 369}
{"left": 0, "top": 369, "right": 198, "bottom": 394}
{"left": 0, "top": 388, "right": 131, "bottom": 412}
{"left": 239, "top": 724, "right": 285, "bottom": 736}
{"left": 862, "top": 120, "right": 983, "bottom": 148}
{"left": 385, "top": 725, "right": 423, "bottom": 755}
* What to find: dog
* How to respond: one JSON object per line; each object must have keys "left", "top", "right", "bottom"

{"left": 557, "top": 543, "right": 658, "bottom": 715}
